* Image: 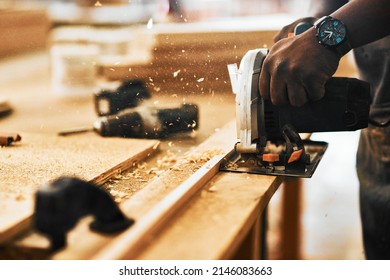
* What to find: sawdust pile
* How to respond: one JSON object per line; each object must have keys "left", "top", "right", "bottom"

{"left": 105, "top": 148, "right": 225, "bottom": 203}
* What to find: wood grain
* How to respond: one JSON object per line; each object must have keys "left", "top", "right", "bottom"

{"left": 136, "top": 172, "right": 283, "bottom": 259}
{"left": 93, "top": 154, "right": 226, "bottom": 259}
{"left": 0, "top": 9, "right": 49, "bottom": 57}
{"left": 49, "top": 120, "right": 284, "bottom": 260}
{"left": 0, "top": 132, "right": 159, "bottom": 244}
{"left": 52, "top": 120, "right": 237, "bottom": 259}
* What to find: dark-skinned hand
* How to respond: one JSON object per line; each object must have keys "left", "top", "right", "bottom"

{"left": 259, "top": 27, "right": 341, "bottom": 107}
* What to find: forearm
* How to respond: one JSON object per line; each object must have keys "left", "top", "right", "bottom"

{"left": 331, "top": 0, "right": 390, "bottom": 48}
{"left": 308, "top": 0, "right": 348, "bottom": 17}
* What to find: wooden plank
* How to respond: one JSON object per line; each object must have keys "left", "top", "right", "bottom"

{"left": 232, "top": 215, "right": 262, "bottom": 260}
{"left": 93, "top": 154, "right": 226, "bottom": 259}
{"left": 0, "top": 9, "right": 49, "bottom": 56}
{"left": 136, "top": 172, "right": 283, "bottom": 260}
{"left": 0, "top": 132, "right": 159, "bottom": 244}
{"left": 49, "top": 120, "right": 284, "bottom": 260}
{"left": 51, "top": 120, "right": 237, "bottom": 259}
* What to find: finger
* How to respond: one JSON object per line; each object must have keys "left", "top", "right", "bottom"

{"left": 287, "top": 81, "right": 308, "bottom": 107}
{"left": 273, "top": 26, "right": 290, "bottom": 42}
{"left": 270, "top": 76, "right": 288, "bottom": 105}
{"left": 305, "top": 79, "right": 326, "bottom": 101}
{"left": 259, "top": 67, "right": 271, "bottom": 100}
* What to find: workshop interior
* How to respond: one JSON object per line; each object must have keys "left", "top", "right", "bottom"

{"left": 0, "top": 0, "right": 366, "bottom": 260}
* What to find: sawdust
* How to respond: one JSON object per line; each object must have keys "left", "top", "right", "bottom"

{"left": 104, "top": 148, "right": 225, "bottom": 203}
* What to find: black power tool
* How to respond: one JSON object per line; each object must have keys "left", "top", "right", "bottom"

{"left": 220, "top": 48, "right": 370, "bottom": 178}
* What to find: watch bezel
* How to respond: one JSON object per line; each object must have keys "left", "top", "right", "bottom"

{"left": 315, "top": 16, "right": 347, "bottom": 48}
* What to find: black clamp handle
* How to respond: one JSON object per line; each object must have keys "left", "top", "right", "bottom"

{"left": 34, "top": 177, "right": 134, "bottom": 251}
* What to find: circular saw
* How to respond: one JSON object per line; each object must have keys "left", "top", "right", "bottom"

{"left": 220, "top": 48, "right": 371, "bottom": 178}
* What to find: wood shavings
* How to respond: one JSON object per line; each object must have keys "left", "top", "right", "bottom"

{"left": 147, "top": 167, "right": 158, "bottom": 174}
{"left": 137, "top": 162, "right": 148, "bottom": 170}
{"left": 147, "top": 168, "right": 165, "bottom": 176}
{"left": 157, "top": 150, "right": 177, "bottom": 169}
{"left": 147, "top": 18, "right": 153, "bottom": 29}
{"left": 223, "top": 160, "right": 238, "bottom": 170}
{"left": 173, "top": 70, "right": 181, "bottom": 77}
{"left": 171, "top": 166, "right": 182, "bottom": 172}
{"left": 110, "top": 189, "right": 129, "bottom": 203}
{"left": 15, "top": 194, "right": 25, "bottom": 201}
{"left": 190, "top": 120, "right": 197, "bottom": 128}
{"left": 183, "top": 149, "right": 224, "bottom": 164}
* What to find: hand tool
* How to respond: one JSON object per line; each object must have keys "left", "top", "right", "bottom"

{"left": 93, "top": 103, "right": 199, "bottom": 138}
{"left": 34, "top": 176, "right": 134, "bottom": 251}
{"left": 58, "top": 103, "right": 198, "bottom": 138}
{"left": 220, "top": 48, "right": 370, "bottom": 178}
{"left": 94, "top": 79, "right": 150, "bottom": 116}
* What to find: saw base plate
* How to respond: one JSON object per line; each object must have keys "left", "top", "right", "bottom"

{"left": 219, "top": 140, "right": 328, "bottom": 178}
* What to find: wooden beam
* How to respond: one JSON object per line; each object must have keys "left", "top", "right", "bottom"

{"left": 279, "top": 178, "right": 302, "bottom": 260}
{"left": 136, "top": 172, "right": 283, "bottom": 260}
{"left": 93, "top": 154, "right": 226, "bottom": 259}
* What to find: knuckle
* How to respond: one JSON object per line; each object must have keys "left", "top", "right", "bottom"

{"left": 302, "top": 75, "right": 327, "bottom": 101}
{"left": 271, "top": 93, "right": 287, "bottom": 106}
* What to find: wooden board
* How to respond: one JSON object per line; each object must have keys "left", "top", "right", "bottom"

{"left": 0, "top": 132, "right": 159, "bottom": 244}
{"left": 0, "top": 9, "right": 49, "bottom": 57}
{"left": 51, "top": 120, "right": 237, "bottom": 259}
{"left": 93, "top": 154, "right": 227, "bottom": 259}
{"left": 137, "top": 172, "right": 282, "bottom": 260}
{"left": 45, "top": 120, "right": 283, "bottom": 260}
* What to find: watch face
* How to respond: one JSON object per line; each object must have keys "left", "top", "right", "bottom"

{"left": 318, "top": 19, "right": 346, "bottom": 47}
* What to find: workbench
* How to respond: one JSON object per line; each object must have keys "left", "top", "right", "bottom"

{"left": 0, "top": 49, "right": 289, "bottom": 259}
{"left": 2, "top": 14, "right": 354, "bottom": 259}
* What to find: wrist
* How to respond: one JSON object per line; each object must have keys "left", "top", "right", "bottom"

{"left": 304, "top": 27, "right": 343, "bottom": 60}
{"left": 314, "top": 16, "right": 352, "bottom": 57}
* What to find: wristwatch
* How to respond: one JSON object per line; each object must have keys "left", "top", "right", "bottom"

{"left": 314, "top": 16, "right": 351, "bottom": 57}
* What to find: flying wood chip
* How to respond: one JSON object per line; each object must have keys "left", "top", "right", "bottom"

{"left": 0, "top": 133, "right": 21, "bottom": 146}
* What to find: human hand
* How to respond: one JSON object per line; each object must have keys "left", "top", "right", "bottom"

{"left": 259, "top": 28, "right": 341, "bottom": 107}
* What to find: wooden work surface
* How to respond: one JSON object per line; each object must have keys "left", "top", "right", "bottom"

{"left": 0, "top": 24, "right": 285, "bottom": 259}
{"left": 0, "top": 133, "right": 158, "bottom": 244}
{"left": 0, "top": 51, "right": 281, "bottom": 259}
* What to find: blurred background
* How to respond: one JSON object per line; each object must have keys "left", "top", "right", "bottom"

{"left": 0, "top": 0, "right": 363, "bottom": 260}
